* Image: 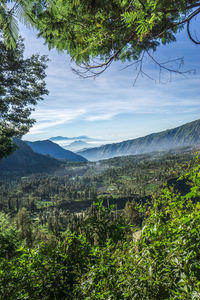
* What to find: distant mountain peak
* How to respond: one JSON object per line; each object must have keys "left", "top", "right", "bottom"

{"left": 49, "top": 135, "right": 90, "bottom": 141}
{"left": 70, "top": 140, "right": 87, "bottom": 145}
{"left": 49, "top": 135, "right": 102, "bottom": 142}
{"left": 68, "top": 140, "right": 88, "bottom": 146}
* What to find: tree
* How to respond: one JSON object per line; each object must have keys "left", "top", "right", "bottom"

{"left": 2, "top": 1, "right": 199, "bottom": 79}
{"left": 24, "top": 0, "right": 200, "bottom": 78}
{"left": 0, "top": 127, "right": 16, "bottom": 159}
{"left": 0, "top": 37, "right": 48, "bottom": 159}
{"left": 0, "top": 0, "right": 35, "bottom": 49}
{"left": 15, "top": 207, "right": 33, "bottom": 248}
{"left": 0, "top": 212, "right": 20, "bottom": 258}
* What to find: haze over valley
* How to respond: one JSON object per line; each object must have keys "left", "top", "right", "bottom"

{"left": 18, "top": 119, "right": 200, "bottom": 162}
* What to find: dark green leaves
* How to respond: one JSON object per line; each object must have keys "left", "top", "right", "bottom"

{"left": 0, "top": 37, "right": 48, "bottom": 159}
{"left": 24, "top": 0, "right": 200, "bottom": 75}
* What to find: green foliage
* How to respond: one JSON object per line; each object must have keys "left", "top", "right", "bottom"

{"left": 0, "top": 212, "right": 20, "bottom": 258}
{"left": 0, "top": 127, "right": 16, "bottom": 160}
{"left": 0, "top": 148, "right": 194, "bottom": 214}
{"left": 15, "top": 208, "right": 33, "bottom": 248}
{"left": 79, "top": 199, "right": 131, "bottom": 246}
{"left": 0, "top": 0, "right": 35, "bottom": 49}
{"left": 123, "top": 200, "right": 143, "bottom": 227}
{"left": 0, "top": 37, "right": 48, "bottom": 159}
{"left": 79, "top": 161, "right": 200, "bottom": 299}
{"left": 1, "top": 155, "right": 200, "bottom": 298}
{"left": 0, "top": 234, "right": 90, "bottom": 299}
{"left": 78, "top": 240, "right": 125, "bottom": 299}
{"left": 0, "top": 0, "right": 19, "bottom": 49}
{"left": 24, "top": 0, "right": 198, "bottom": 69}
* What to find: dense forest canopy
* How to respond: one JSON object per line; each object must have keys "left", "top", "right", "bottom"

{"left": 0, "top": 148, "right": 195, "bottom": 231}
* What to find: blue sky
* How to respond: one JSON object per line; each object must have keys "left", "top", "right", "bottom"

{"left": 21, "top": 21, "right": 200, "bottom": 143}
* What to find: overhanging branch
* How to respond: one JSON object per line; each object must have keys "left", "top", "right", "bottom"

{"left": 186, "top": 7, "right": 200, "bottom": 44}
{"left": 72, "top": 5, "right": 200, "bottom": 81}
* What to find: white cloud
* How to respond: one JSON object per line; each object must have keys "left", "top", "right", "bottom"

{"left": 85, "top": 113, "right": 117, "bottom": 121}
{"left": 28, "top": 108, "right": 86, "bottom": 134}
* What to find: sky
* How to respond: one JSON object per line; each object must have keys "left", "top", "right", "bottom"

{"left": 20, "top": 20, "right": 200, "bottom": 144}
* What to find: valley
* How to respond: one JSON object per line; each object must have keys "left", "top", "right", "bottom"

{"left": 1, "top": 120, "right": 200, "bottom": 299}
{"left": 1, "top": 119, "right": 199, "bottom": 214}
{"left": 0, "top": 145, "right": 195, "bottom": 214}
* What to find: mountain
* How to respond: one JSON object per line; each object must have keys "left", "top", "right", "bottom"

{"left": 25, "top": 140, "right": 87, "bottom": 162}
{"left": 66, "top": 140, "right": 90, "bottom": 152}
{"left": 50, "top": 135, "right": 90, "bottom": 141}
{"left": 78, "top": 119, "right": 200, "bottom": 161}
{"left": 49, "top": 136, "right": 100, "bottom": 142}
{"left": 49, "top": 136, "right": 69, "bottom": 141}
{"left": 0, "top": 138, "right": 63, "bottom": 177}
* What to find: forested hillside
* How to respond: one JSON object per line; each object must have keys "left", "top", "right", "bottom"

{"left": 0, "top": 139, "right": 63, "bottom": 178}
{"left": 0, "top": 147, "right": 194, "bottom": 212}
{"left": 79, "top": 119, "right": 200, "bottom": 160}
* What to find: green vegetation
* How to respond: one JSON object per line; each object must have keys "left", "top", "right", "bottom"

{"left": 0, "top": 0, "right": 36, "bottom": 49}
{"left": 0, "top": 138, "right": 63, "bottom": 177}
{"left": 1, "top": 2, "right": 200, "bottom": 298}
{"left": 1, "top": 1, "right": 199, "bottom": 78}
{"left": 0, "top": 212, "right": 20, "bottom": 258}
{"left": 0, "top": 155, "right": 200, "bottom": 299}
{"left": 0, "top": 38, "right": 48, "bottom": 159}
{"left": 24, "top": 0, "right": 200, "bottom": 77}
{"left": 0, "top": 148, "right": 194, "bottom": 212}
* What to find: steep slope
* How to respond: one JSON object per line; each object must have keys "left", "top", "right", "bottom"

{"left": 25, "top": 140, "right": 87, "bottom": 162}
{"left": 0, "top": 138, "right": 62, "bottom": 177}
{"left": 78, "top": 119, "right": 200, "bottom": 161}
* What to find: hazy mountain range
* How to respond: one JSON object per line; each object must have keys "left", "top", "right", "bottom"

{"left": 50, "top": 136, "right": 99, "bottom": 142}
{"left": 1, "top": 119, "right": 199, "bottom": 177}
{"left": 78, "top": 119, "right": 200, "bottom": 161}
{"left": 66, "top": 140, "right": 90, "bottom": 152}
{"left": 25, "top": 140, "right": 87, "bottom": 162}
{"left": 49, "top": 136, "right": 104, "bottom": 152}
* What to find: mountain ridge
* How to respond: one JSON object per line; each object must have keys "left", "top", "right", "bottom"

{"left": 49, "top": 135, "right": 98, "bottom": 142}
{"left": 0, "top": 138, "right": 63, "bottom": 177}
{"left": 78, "top": 119, "right": 200, "bottom": 161}
{"left": 25, "top": 140, "right": 87, "bottom": 162}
